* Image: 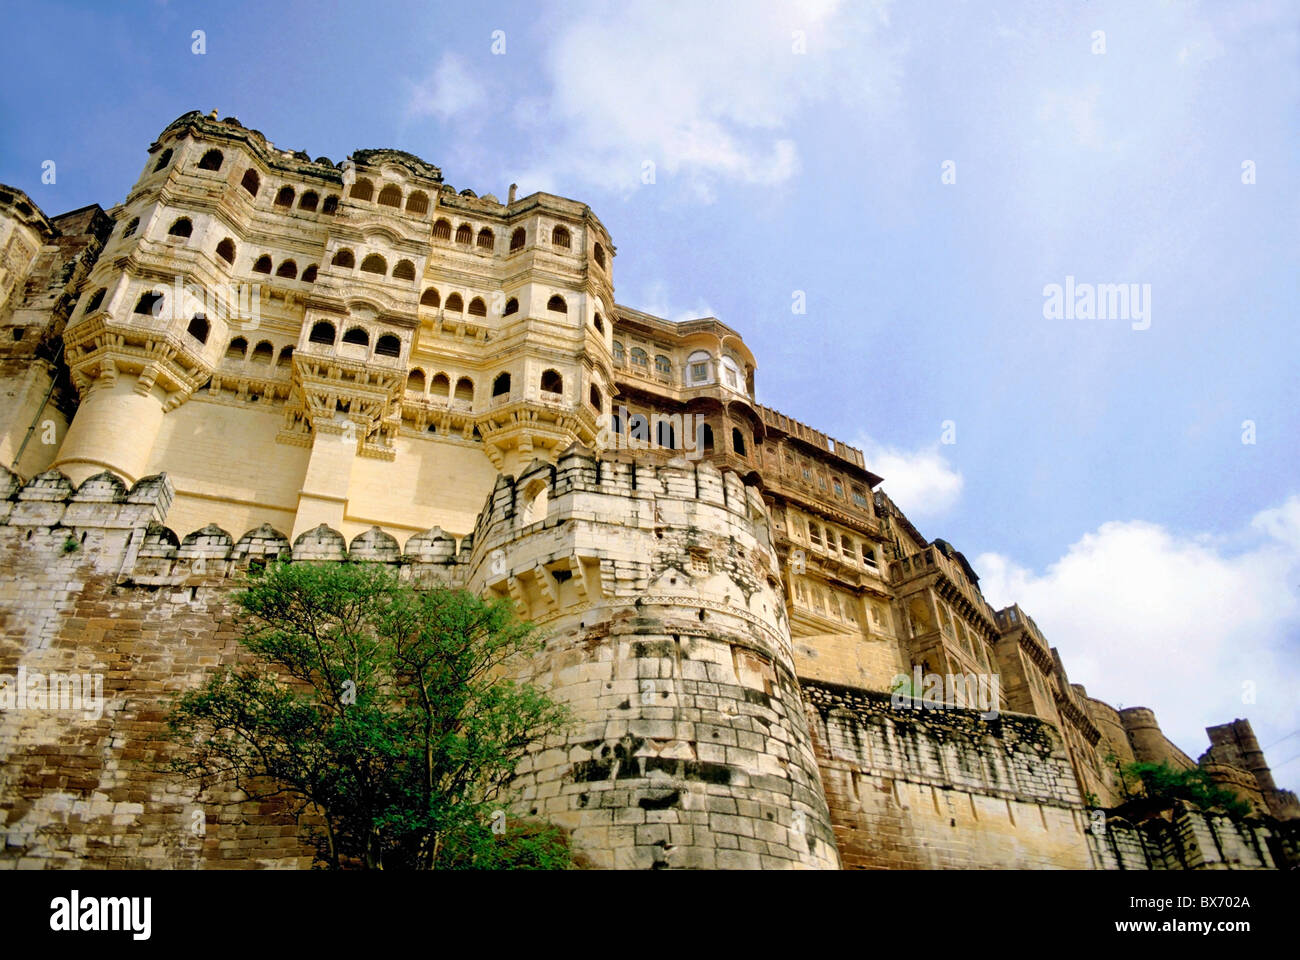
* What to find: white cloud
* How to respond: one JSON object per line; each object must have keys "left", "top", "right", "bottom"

{"left": 855, "top": 437, "right": 963, "bottom": 519}
{"left": 629, "top": 280, "right": 715, "bottom": 324}
{"left": 975, "top": 497, "right": 1300, "bottom": 792}
{"left": 407, "top": 55, "right": 486, "bottom": 120}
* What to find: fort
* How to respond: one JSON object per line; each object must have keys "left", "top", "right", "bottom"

{"left": 0, "top": 110, "right": 1295, "bottom": 869}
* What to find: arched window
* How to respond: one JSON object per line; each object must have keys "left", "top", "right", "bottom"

{"left": 240, "top": 169, "right": 260, "bottom": 197}
{"left": 252, "top": 340, "right": 274, "bottom": 364}
{"left": 593, "top": 313, "right": 604, "bottom": 333}
{"left": 253, "top": 255, "right": 272, "bottom": 274}
{"left": 612, "top": 341, "right": 625, "bottom": 363}
{"left": 654, "top": 355, "right": 671, "bottom": 376}
{"left": 226, "top": 337, "right": 247, "bottom": 360}
{"left": 687, "top": 350, "right": 712, "bottom": 383}
{"left": 309, "top": 321, "right": 336, "bottom": 344}
{"left": 277, "top": 346, "right": 294, "bottom": 367}
{"left": 198, "top": 149, "right": 223, "bottom": 171}
{"left": 552, "top": 225, "right": 571, "bottom": 249}
{"left": 468, "top": 297, "right": 487, "bottom": 317}
{"left": 153, "top": 148, "right": 173, "bottom": 172}
{"left": 503, "top": 297, "right": 518, "bottom": 316}
{"left": 809, "top": 523, "right": 822, "bottom": 546}
{"left": 702, "top": 424, "right": 714, "bottom": 451}
{"left": 492, "top": 372, "right": 511, "bottom": 397}
{"left": 431, "top": 373, "right": 450, "bottom": 396}
{"left": 274, "top": 186, "right": 295, "bottom": 207}
{"left": 342, "top": 327, "right": 369, "bottom": 347}
{"left": 377, "top": 184, "right": 402, "bottom": 207}
{"left": 476, "top": 228, "right": 494, "bottom": 250}
{"left": 393, "top": 259, "right": 416, "bottom": 281}
{"left": 322, "top": 195, "right": 339, "bottom": 214}
{"left": 123, "top": 217, "right": 140, "bottom": 238}
{"left": 841, "top": 534, "right": 853, "bottom": 555}
{"left": 332, "top": 249, "right": 355, "bottom": 268}
{"left": 454, "top": 377, "right": 473, "bottom": 402}
{"left": 590, "top": 384, "right": 602, "bottom": 409}
{"left": 360, "top": 254, "right": 387, "bottom": 274}
{"left": 732, "top": 427, "right": 747, "bottom": 456}
{"left": 299, "top": 191, "right": 319, "bottom": 211}
{"left": 406, "top": 191, "right": 429, "bottom": 215}
{"left": 721, "top": 355, "right": 745, "bottom": 391}
{"left": 546, "top": 295, "right": 567, "bottom": 313}
{"left": 133, "top": 291, "right": 163, "bottom": 316}
{"left": 302, "top": 265, "right": 318, "bottom": 283}
{"left": 510, "top": 227, "right": 525, "bottom": 251}
{"left": 168, "top": 217, "right": 192, "bottom": 237}
{"left": 445, "top": 293, "right": 464, "bottom": 312}
{"left": 276, "top": 260, "right": 298, "bottom": 279}
{"left": 541, "top": 369, "right": 563, "bottom": 394}
{"left": 433, "top": 218, "right": 452, "bottom": 240}
{"left": 594, "top": 242, "right": 606, "bottom": 268}
{"left": 187, "top": 315, "right": 209, "bottom": 344}
{"left": 376, "top": 334, "right": 401, "bottom": 357}
{"left": 84, "top": 288, "right": 106, "bottom": 313}
{"left": 630, "top": 347, "right": 648, "bottom": 368}
{"left": 420, "top": 287, "right": 440, "bottom": 307}
{"left": 455, "top": 223, "right": 472, "bottom": 244}
{"left": 406, "top": 369, "right": 425, "bottom": 392}
{"left": 657, "top": 420, "right": 676, "bottom": 449}
{"left": 350, "top": 178, "right": 374, "bottom": 201}
{"left": 216, "top": 238, "right": 236, "bottom": 263}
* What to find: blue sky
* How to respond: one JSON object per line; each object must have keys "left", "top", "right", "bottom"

{"left": 2, "top": 0, "right": 1297, "bottom": 788}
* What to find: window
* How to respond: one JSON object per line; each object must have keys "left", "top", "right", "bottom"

{"left": 833, "top": 479, "right": 844, "bottom": 498}
{"left": 198, "top": 149, "right": 223, "bottom": 171}
{"left": 350, "top": 178, "right": 374, "bottom": 201}
{"left": 454, "top": 377, "right": 473, "bottom": 402}
{"left": 278, "top": 346, "right": 294, "bottom": 366}
{"left": 552, "top": 225, "right": 571, "bottom": 249}
{"left": 275, "top": 260, "right": 298, "bottom": 279}
{"left": 510, "top": 227, "right": 525, "bottom": 251}
{"left": 687, "top": 350, "right": 711, "bottom": 383}
{"left": 420, "top": 287, "right": 440, "bottom": 307}
{"left": 342, "top": 327, "right": 369, "bottom": 347}
{"left": 253, "top": 255, "right": 272, "bottom": 274}
{"left": 406, "top": 191, "right": 429, "bottom": 215}
{"left": 594, "top": 242, "right": 606, "bottom": 268}
{"left": 122, "top": 217, "right": 140, "bottom": 238}
{"left": 168, "top": 217, "right": 193, "bottom": 238}
{"left": 852, "top": 486, "right": 869, "bottom": 509}
{"left": 445, "top": 293, "right": 464, "bottom": 312}
{"left": 477, "top": 228, "right": 494, "bottom": 251}
{"left": 84, "top": 288, "right": 106, "bottom": 313}
{"left": 492, "top": 372, "right": 511, "bottom": 397}
{"left": 862, "top": 544, "right": 877, "bottom": 567}
{"left": 360, "top": 254, "right": 387, "bottom": 274}
{"left": 468, "top": 297, "right": 487, "bottom": 317}
{"left": 240, "top": 169, "right": 260, "bottom": 197}
{"left": 302, "top": 265, "right": 317, "bottom": 283}
{"left": 541, "top": 369, "right": 563, "bottom": 394}
{"left": 153, "top": 148, "right": 173, "bottom": 172}
{"left": 433, "top": 218, "right": 452, "bottom": 240}
{"left": 252, "top": 341, "right": 274, "bottom": 364}
{"left": 378, "top": 184, "right": 402, "bottom": 207}
{"left": 430, "top": 373, "right": 450, "bottom": 396}
{"left": 654, "top": 355, "right": 671, "bottom": 376}
{"left": 187, "top": 315, "right": 209, "bottom": 344}
{"left": 274, "top": 186, "right": 295, "bottom": 207}
{"left": 503, "top": 297, "right": 518, "bottom": 316}
{"left": 612, "top": 341, "right": 625, "bottom": 362}
{"left": 721, "top": 356, "right": 744, "bottom": 390}
{"left": 656, "top": 420, "right": 676, "bottom": 449}
{"left": 407, "top": 369, "right": 425, "bottom": 392}
{"left": 393, "top": 260, "right": 416, "bottom": 281}
{"left": 589, "top": 384, "right": 602, "bottom": 409}
{"left": 702, "top": 424, "right": 714, "bottom": 451}
{"left": 732, "top": 427, "right": 747, "bottom": 456}
{"left": 299, "top": 191, "right": 319, "bottom": 211}
{"left": 216, "top": 238, "right": 236, "bottom": 263}
{"left": 593, "top": 313, "right": 604, "bottom": 333}
{"left": 801, "top": 462, "right": 813, "bottom": 481}
{"left": 841, "top": 535, "right": 853, "bottom": 554}
{"left": 322, "top": 195, "right": 339, "bottom": 214}
{"left": 332, "top": 249, "right": 355, "bottom": 268}
{"left": 375, "top": 334, "right": 401, "bottom": 357}
{"left": 225, "top": 337, "right": 247, "bottom": 360}
{"left": 547, "top": 295, "right": 567, "bottom": 313}
{"left": 809, "top": 523, "right": 822, "bottom": 546}
{"left": 455, "top": 223, "right": 472, "bottom": 244}
{"left": 309, "top": 321, "right": 336, "bottom": 344}
{"left": 133, "top": 291, "right": 163, "bottom": 316}
{"left": 630, "top": 347, "right": 648, "bottom": 368}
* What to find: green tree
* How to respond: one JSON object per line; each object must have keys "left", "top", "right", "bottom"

{"left": 1121, "top": 760, "right": 1253, "bottom": 818}
{"left": 165, "top": 560, "right": 573, "bottom": 869}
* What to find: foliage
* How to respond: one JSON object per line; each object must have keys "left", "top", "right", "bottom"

{"left": 1121, "top": 760, "right": 1253, "bottom": 818}
{"left": 165, "top": 560, "right": 573, "bottom": 869}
